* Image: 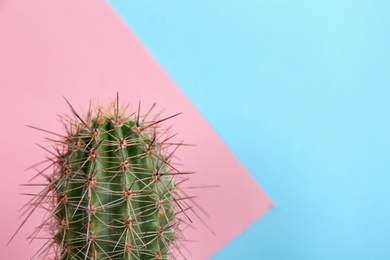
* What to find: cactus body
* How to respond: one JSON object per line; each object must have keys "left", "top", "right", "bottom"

{"left": 22, "top": 99, "right": 189, "bottom": 260}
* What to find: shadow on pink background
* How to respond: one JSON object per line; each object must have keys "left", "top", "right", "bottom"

{"left": 0, "top": 0, "right": 272, "bottom": 259}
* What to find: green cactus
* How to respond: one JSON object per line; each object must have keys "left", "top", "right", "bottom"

{"left": 18, "top": 97, "right": 192, "bottom": 260}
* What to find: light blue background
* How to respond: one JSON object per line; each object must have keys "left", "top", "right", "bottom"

{"left": 107, "top": 1, "right": 390, "bottom": 259}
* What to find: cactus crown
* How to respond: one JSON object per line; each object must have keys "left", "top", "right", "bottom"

{"left": 17, "top": 97, "right": 192, "bottom": 260}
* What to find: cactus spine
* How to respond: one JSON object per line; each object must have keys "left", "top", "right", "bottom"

{"left": 22, "top": 98, "right": 190, "bottom": 260}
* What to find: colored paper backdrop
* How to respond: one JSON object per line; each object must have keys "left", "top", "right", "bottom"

{"left": 1, "top": 0, "right": 390, "bottom": 259}
{"left": 0, "top": 0, "right": 271, "bottom": 259}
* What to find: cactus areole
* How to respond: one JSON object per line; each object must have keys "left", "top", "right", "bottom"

{"left": 21, "top": 97, "right": 192, "bottom": 260}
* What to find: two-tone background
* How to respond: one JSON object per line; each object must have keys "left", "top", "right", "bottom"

{"left": 1, "top": 1, "right": 390, "bottom": 259}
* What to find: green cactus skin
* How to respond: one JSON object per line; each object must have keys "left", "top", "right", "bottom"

{"left": 21, "top": 98, "right": 191, "bottom": 260}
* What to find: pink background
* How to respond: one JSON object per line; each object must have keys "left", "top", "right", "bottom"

{"left": 0, "top": 0, "right": 272, "bottom": 259}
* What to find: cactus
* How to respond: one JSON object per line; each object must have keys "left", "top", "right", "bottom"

{"left": 15, "top": 97, "right": 193, "bottom": 260}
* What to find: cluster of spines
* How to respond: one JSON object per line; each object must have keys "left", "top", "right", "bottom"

{"left": 16, "top": 99, "right": 194, "bottom": 260}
